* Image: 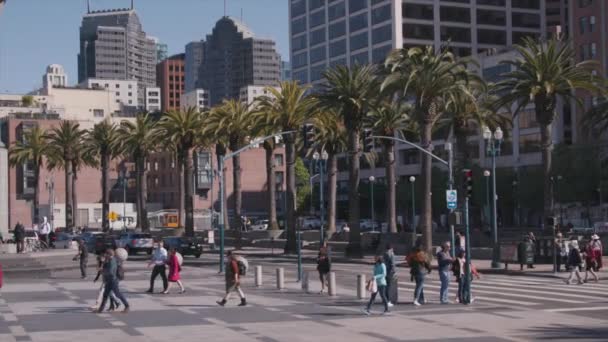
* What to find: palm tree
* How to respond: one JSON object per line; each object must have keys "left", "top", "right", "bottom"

{"left": 256, "top": 82, "right": 316, "bottom": 253}
{"left": 318, "top": 65, "right": 380, "bottom": 257}
{"left": 159, "top": 107, "right": 207, "bottom": 236}
{"left": 83, "top": 119, "right": 120, "bottom": 232}
{"left": 46, "top": 121, "right": 86, "bottom": 231}
{"left": 366, "top": 101, "right": 411, "bottom": 233}
{"left": 118, "top": 113, "right": 159, "bottom": 232}
{"left": 206, "top": 100, "right": 255, "bottom": 231}
{"left": 251, "top": 107, "right": 281, "bottom": 231}
{"left": 311, "top": 109, "right": 348, "bottom": 236}
{"left": 494, "top": 37, "right": 603, "bottom": 218}
{"left": 8, "top": 125, "right": 50, "bottom": 226}
{"left": 383, "top": 46, "right": 477, "bottom": 252}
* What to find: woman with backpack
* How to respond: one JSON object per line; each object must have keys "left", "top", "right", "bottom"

{"left": 163, "top": 248, "right": 185, "bottom": 294}
{"left": 316, "top": 243, "right": 331, "bottom": 294}
{"left": 363, "top": 255, "right": 389, "bottom": 315}
{"left": 407, "top": 244, "right": 431, "bottom": 306}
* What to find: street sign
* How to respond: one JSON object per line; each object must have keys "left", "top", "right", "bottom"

{"left": 109, "top": 211, "right": 118, "bottom": 221}
{"left": 446, "top": 190, "right": 457, "bottom": 210}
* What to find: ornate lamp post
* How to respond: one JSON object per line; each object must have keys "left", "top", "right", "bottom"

{"left": 313, "top": 151, "right": 328, "bottom": 243}
{"left": 483, "top": 126, "right": 503, "bottom": 269}
{"left": 369, "top": 175, "right": 376, "bottom": 232}
{"left": 409, "top": 176, "right": 416, "bottom": 245}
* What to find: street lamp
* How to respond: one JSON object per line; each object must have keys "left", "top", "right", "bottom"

{"left": 409, "top": 176, "right": 416, "bottom": 246}
{"left": 484, "top": 126, "right": 503, "bottom": 269}
{"left": 119, "top": 165, "right": 127, "bottom": 230}
{"left": 483, "top": 170, "right": 491, "bottom": 229}
{"left": 313, "top": 151, "right": 328, "bottom": 244}
{"left": 369, "top": 175, "right": 376, "bottom": 232}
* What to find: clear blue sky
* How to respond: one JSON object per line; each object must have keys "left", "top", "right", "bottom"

{"left": 0, "top": 0, "right": 289, "bottom": 94}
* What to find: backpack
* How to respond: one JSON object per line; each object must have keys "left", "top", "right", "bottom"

{"left": 116, "top": 260, "right": 125, "bottom": 281}
{"left": 236, "top": 256, "right": 248, "bottom": 276}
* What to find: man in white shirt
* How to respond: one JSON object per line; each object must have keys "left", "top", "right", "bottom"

{"left": 146, "top": 242, "right": 168, "bottom": 293}
{"left": 39, "top": 217, "right": 51, "bottom": 248}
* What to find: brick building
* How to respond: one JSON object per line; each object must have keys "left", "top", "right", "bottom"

{"left": 156, "top": 54, "right": 185, "bottom": 112}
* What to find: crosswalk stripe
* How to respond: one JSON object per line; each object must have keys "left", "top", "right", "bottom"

{"left": 544, "top": 306, "right": 608, "bottom": 313}
{"left": 468, "top": 282, "right": 600, "bottom": 300}
{"left": 474, "top": 296, "right": 537, "bottom": 306}
{"left": 480, "top": 278, "right": 608, "bottom": 295}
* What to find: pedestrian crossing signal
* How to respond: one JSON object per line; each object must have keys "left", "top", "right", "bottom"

{"left": 363, "top": 129, "right": 374, "bottom": 152}
{"left": 463, "top": 169, "right": 473, "bottom": 198}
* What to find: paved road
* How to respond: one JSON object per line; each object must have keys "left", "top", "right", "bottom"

{"left": 0, "top": 254, "right": 607, "bottom": 341}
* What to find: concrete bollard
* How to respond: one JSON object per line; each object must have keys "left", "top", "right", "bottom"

{"left": 302, "top": 271, "right": 309, "bottom": 292}
{"left": 255, "top": 265, "right": 263, "bottom": 287}
{"left": 357, "top": 274, "right": 366, "bottom": 299}
{"left": 276, "top": 267, "right": 285, "bottom": 290}
{"left": 328, "top": 272, "right": 336, "bottom": 296}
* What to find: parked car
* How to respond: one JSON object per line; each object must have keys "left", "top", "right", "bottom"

{"left": 53, "top": 233, "right": 78, "bottom": 249}
{"left": 80, "top": 232, "right": 103, "bottom": 253}
{"left": 300, "top": 216, "right": 321, "bottom": 230}
{"left": 250, "top": 219, "right": 269, "bottom": 231}
{"left": 360, "top": 219, "right": 380, "bottom": 232}
{"left": 162, "top": 237, "right": 203, "bottom": 258}
{"left": 115, "top": 233, "right": 154, "bottom": 255}
{"left": 94, "top": 233, "right": 117, "bottom": 255}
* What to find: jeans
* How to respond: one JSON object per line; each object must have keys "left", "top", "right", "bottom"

{"left": 95, "top": 282, "right": 119, "bottom": 309}
{"left": 413, "top": 272, "right": 425, "bottom": 304}
{"left": 366, "top": 285, "right": 388, "bottom": 312}
{"left": 80, "top": 257, "right": 88, "bottom": 278}
{"left": 457, "top": 275, "right": 465, "bottom": 303}
{"left": 149, "top": 265, "right": 168, "bottom": 291}
{"left": 439, "top": 270, "right": 451, "bottom": 303}
{"left": 384, "top": 273, "right": 395, "bottom": 302}
{"left": 99, "top": 278, "right": 129, "bottom": 311}
{"left": 223, "top": 284, "right": 246, "bottom": 300}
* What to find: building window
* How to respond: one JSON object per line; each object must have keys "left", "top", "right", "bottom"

{"left": 328, "top": 2, "right": 345, "bottom": 21}
{"left": 440, "top": 6, "right": 471, "bottom": 23}
{"left": 518, "top": 110, "right": 538, "bottom": 129}
{"left": 292, "top": 16, "right": 307, "bottom": 35}
{"left": 512, "top": 12, "right": 540, "bottom": 29}
{"left": 580, "top": 17, "right": 587, "bottom": 34}
{"left": 309, "top": 0, "right": 324, "bottom": 11}
{"left": 310, "top": 27, "right": 326, "bottom": 46}
{"left": 330, "top": 39, "right": 347, "bottom": 58}
{"left": 93, "top": 109, "right": 104, "bottom": 117}
{"left": 349, "top": 12, "right": 368, "bottom": 32}
{"left": 351, "top": 51, "right": 369, "bottom": 65}
{"left": 400, "top": 149, "right": 420, "bottom": 165}
{"left": 293, "top": 52, "right": 308, "bottom": 69}
{"left": 372, "top": 44, "right": 392, "bottom": 63}
{"left": 590, "top": 16, "right": 596, "bottom": 32}
{"left": 404, "top": 24, "right": 434, "bottom": 40}
{"left": 310, "top": 46, "right": 327, "bottom": 63}
{"left": 128, "top": 84, "right": 132, "bottom": 89}
{"left": 512, "top": 31, "right": 539, "bottom": 45}
{"left": 274, "top": 154, "right": 284, "bottom": 166}
{"left": 310, "top": 63, "right": 327, "bottom": 82}
{"left": 578, "top": 0, "right": 592, "bottom": 8}
{"left": 477, "top": 9, "right": 506, "bottom": 26}
{"left": 372, "top": 4, "right": 391, "bottom": 25}
{"left": 94, "top": 208, "right": 102, "bottom": 222}
{"left": 440, "top": 26, "right": 471, "bottom": 43}
{"left": 512, "top": 0, "right": 540, "bottom": 9}
{"left": 292, "top": 34, "right": 307, "bottom": 51}
{"left": 116, "top": 92, "right": 120, "bottom": 96}
{"left": 115, "top": 84, "right": 120, "bottom": 88}
{"left": 591, "top": 43, "right": 597, "bottom": 58}
{"left": 293, "top": 70, "right": 308, "bottom": 84}
{"left": 477, "top": 0, "right": 506, "bottom": 5}
{"left": 477, "top": 29, "right": 506, "bottom": 45}
{"left": 291, "top": 0, "right": 306, "bottom": 17}
{"left": 350, "top": 31, "right": 368, "bottom": 51}
{"left": 329, "top": 20, "right": 346, "bottom": 39}
{"left": 349, "top": 0, "right": 367, "bottom": 13}
{"left": 519, "top": 133, "right": 541, "bottom": 153}
{"left": 310, "top": 9, "right": 325, "bottom": 28}
{"left": 372, "top": 24, "right": 392, "bottom": 45}
{"left": 403, "top": 3, "right": 433, "bottom": 20}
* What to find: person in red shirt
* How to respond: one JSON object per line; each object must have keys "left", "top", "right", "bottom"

{"left": 217, "top": 251, "right": 247, "bottom": 306}
{"left": 163, "top": 248, "right": 185, "bottom": 294}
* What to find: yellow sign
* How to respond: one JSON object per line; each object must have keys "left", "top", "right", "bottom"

{"left": 109, "top": 211, "right": 118, "bottom": 221}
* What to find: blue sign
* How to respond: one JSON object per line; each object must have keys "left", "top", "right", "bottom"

{"left": 446, "top": 190, "right": 457, "bottom": 210}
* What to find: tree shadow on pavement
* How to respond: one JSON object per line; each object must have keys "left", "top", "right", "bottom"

{"left": 523, "top": 324, "right": 608, "bottom": 340}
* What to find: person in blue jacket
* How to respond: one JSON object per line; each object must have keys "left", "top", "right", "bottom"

{"left": 363, "top": 255, "right": 389, "bottom": 315}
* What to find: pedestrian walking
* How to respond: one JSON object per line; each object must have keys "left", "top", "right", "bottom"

{"left": 453, "top": 250, "right": 465, "bottom": 304}
{"left": 527, "top": 232, "right": 536, "bottom": 269}
{"left": 217, "top": 251, "right": 247, "bottom": 307}
{"left": 407, "top": 244, "right": 431, "bottom": 306}
{"left": 146, "top": 241, "right": 168, "bottom": 294}
{"left": 565, "top": 240, "right": 584, "bottom": 285}
{"left": 555, "top": 232, "right": 569, "bottom": 272}
{"left": 383, "top": 243, "right": 396, "bottom": 307}
{"left": 91, "top": 254, "right": 120, "bottom": 311}
{"left": 163, "top": 248, "right": 185, "bottom": 294}
{"left": 584, "top": 234, "right": 602, "bottom": 283}
{"left": 96, "top": 249, "right": 129, "bottom": 313}
{"left": 363, "top": 255, "right": 389, "bottom": 315}
{"left": 437, "top": 241, "right": 453, "bottom": 304}
{"left": 39, "top": 216, "right": 51, "bottom": 248}
{"left": 518, "top": 235, "right": 535, "bottom": 271}
{"left": 316, "top": 242, "right": 331, "bottom": 294}
{"left": 13, "top": 222, "right": 25, "bottom": 253}
{"left": 73, "top": 239, "right": 88, "bottom": 279}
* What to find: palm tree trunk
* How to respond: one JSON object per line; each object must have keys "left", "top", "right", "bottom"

{"left": 540, "top": 122, "right": 553, "bottom": 221}
{"left": 135, "top": 158, "right": 143, "bottom": 229}
{"left": 347, "top": 129, "right": 362, "bottom": 257}
{"left": 101, "top": 153, "right": 110, "bottom": 232}
{"left": 65, "top": 159, "right": 74, "bottom": 231}
{"left": 420, "top": 121, "right": 433, "bottom": 252}
{"left": 176, "top": 153, "right": 184, "bottom": 228}
{"left": 233, "top": 152, "right": 243, "bottom": 229}
{"left": 216, "top": 144, "right": 230, "bottom": 230}
{"left": 33, "top": 163, "right": 40, "bottom": 225}
{"left": 137, "top": 156, "right": 149, "bottom": 232}
{"left": 385, "top": 140, "right": 397, "bottom": 233}
{"left": 284, "top": 137, "right": 297, "bottom": 253}
{"left": 184, "top": 149, "right": 194, "bottom": 237}
{"left": 327, "top": 152, "right": 338, "bottom": 236}
{"left": 265, "top": 144, "right": 279, "bottom": 230}
{"left": 72, "top": 163, "right": 78, "bottom": 228}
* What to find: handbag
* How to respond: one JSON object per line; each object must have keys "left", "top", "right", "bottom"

{"left": 366, "top": 279, "right": 377, "bottom": 293}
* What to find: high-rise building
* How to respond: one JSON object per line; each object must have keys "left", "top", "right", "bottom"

{"left": 185, "top": 41, "right": 205, "bottom": 92}
{"left": 78, "top": 6, "right": 157, "bottom": 104}
{"left": 181, "top": 89, "right": 209, "bottom": 112}
{"left": 145, "top": 87, "right": 161, "bottom": 112}
{"left": 281, "top": 60, "right": 292, "bottom": 81}
{"left": 200, "top": 17, "right": 281, "bottom": 106}
{"left": 151, "top": 37, "right": 169, "bottom": 62}
{"left": 289, "top": 0, "right": 546, "bottom": 85}
{"left": 156, "top": 54, "right": 185, "bottom": 112}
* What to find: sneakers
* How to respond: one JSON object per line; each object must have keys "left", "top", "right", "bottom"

{"left": 216, "top": 299, "right": 227, "bottom": 307}
{"left": 362, "top": 308, "right": 370, "bottom": 316}
{"left": 122, "top": 307, "right": 130, "bottom": 314}
{"left": 413, "top": 300, "right": 421, "bottom": 306}
{"left": 238, "top": 298, "right": 247, "bottom": 307}
{"left": 382, "top": 310, "right": 390, "bottom": 315}
{"left": 145, "top": 289, "right": 153, "bottom": 294}
{"left": 387, "top": 302, "right": 394, "bottom": 308}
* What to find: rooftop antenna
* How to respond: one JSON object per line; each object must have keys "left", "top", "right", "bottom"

{"left": 131, "top": 0, "right": 134, "bottom": 9}
{"left": 224, "top": 0, "right": 227, "bottom": 17}
{"left": 87, "top": 0, "right": 90, "bottom": 13}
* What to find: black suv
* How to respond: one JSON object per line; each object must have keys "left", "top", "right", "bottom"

{"left": 163, "top": 237, "right": 203, "bottom": 258}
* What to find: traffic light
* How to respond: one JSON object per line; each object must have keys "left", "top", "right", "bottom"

{"left": 463, "top": 169, "right": 473, "bottom": 198}
{"left": 363, "top": 129, "right": 374, "bottom": 152}
{"left": 302, "top": 123, "right": 315, "bottom": 148}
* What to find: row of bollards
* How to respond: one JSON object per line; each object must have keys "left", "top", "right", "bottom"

{"left": 252, "top": 265, "right": 369, "bottom": 300}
